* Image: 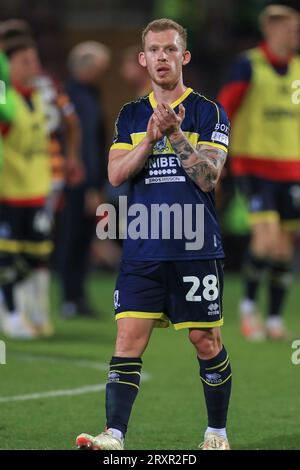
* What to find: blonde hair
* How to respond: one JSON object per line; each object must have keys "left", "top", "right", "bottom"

{"left": 142, "top": 18, "right": 187, "bottom": 50}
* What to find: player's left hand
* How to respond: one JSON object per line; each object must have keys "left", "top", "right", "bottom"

{"left": 153, "top": 102, "right": 185, "bottom": 136}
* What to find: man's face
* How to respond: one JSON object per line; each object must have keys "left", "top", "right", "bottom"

{"left": 10, "top": 47, "right": 41, "bottom": 85}
{"left": 268, "top": 17, "right": 300, "bottom": 52}
{"left": 139, "top": 29, "right": 190, "bottom": 89}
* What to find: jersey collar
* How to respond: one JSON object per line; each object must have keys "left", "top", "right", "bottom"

{"left": 149, "top": 87, "right": 193, "bottom": 110}
{"left": 13, "top": 81, "right": 34, "bottom": 98}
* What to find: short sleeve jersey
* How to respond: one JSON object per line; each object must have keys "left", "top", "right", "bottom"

{"left": 111, "top": 87, "right": 230, "bottom": 261}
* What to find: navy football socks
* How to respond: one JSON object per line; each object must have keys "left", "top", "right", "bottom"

{"left": 243, "top": 251, "right": 268, "bottom": 302}
{"left": 198, "top": 346, "right": 232, "bottom": 429}
{"left": 105, "top": 356, "right": 142, "bottom": 436}
{"left": 268, "top": 260, "right": 292, "bottom": 317}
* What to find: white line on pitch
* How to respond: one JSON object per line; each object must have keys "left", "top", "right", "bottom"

{"left": 10, "top": 353, "right": 151, "bottom": 380}
{"left": 0, "top": 354, "right": 151, "bottom": 403}
{"left": 0, "top": 384, "right": 106, "bottom": 403}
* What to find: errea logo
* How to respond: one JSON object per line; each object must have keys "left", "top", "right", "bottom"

{"left": 108, "top": 372, "right": 120, "bottom": 382}
{"left": 205, "top": 372, "right": 222, "bottom": 384}
{"left": 208, "top": 303, "right": 219, "bottom": 315}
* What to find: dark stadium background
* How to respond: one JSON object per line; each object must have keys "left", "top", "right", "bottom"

{"left": 2, "top": 0, "right": 300, "bottom": 270}
{"left": 1, "top": 0, "right": 300, "bottom": 452}
{"left": 1, "top": 0, "right": 298, "bottom": 143}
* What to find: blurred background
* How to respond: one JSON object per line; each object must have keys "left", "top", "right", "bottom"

{"left": 1, "top": 0, "right": 299, "bottom": 275}
{"left": 1, "top": 0, "right": 300, "bottom": 450}
{"left": 2, "top": 0, "right": 299, "bottom": 142}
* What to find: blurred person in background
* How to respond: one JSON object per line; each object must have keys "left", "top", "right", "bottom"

{"left": 0, "top": 39, "right": 15, "bottom": 171}
{"left": 0, "top": 29, "right": 53, "bottom": 338}
{"left": 0, "top": 19, "right": 84, "bottom": 336}
{"left": 0, "top": 34, "right": 15, "bottom": 323}
{"left": 57, "top": 41, "right": 110, "bottom": 318}
{"left": 218, "top": 5, "right": 300, "bottom": 340}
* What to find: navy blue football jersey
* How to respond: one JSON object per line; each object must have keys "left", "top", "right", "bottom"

{"left": 111, "top": 87, "right": 229, "bottom": 261}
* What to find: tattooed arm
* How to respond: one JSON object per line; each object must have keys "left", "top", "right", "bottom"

{"left": 152, "top": 101, "right": 227, "bottom": 192}
{"left": 168, "top": 132, "right": 227, "bottom": 192}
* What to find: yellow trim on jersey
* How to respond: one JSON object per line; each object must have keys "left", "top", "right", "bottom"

{"left": 198, "top": 141, "right": 228, "bottom": 153}
{"left": 149, "top": 87, "right": 193, "bottom": 110}
{"left": 0, "top": 239, "right": 53, "bottom": 255}
{"left": 130, "top": 132, "right": 147, "bottom": 147}
{"left": 130, "top": 131, "right": 200, "bottom": 150}
{"left": 200, "top": 95, "right": 220, "bottom": 123}
{"left": 174, "top": 319, "right": 224, "bottom": 330}
{"left": 200, "top": 372, "right": 232, "bottom": 387}
{"left": 186, "top": 132, "right": 200, "bottom": 147}
{"left": 110, "top": 142, "right": 133, "bottom": 151}
{"left": 248, "top": 211, "right": 279, "bottom": 224}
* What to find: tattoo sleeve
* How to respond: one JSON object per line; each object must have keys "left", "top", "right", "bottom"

{"left": 168, "top": 132, "right": 227, "bottom": 192}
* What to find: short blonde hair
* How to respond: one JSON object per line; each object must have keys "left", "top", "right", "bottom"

{"left": 142, "top": 18, "right": 187, "bottom": 50}
{"left": 259, "top": 4, "right": 300, "bottom": 31}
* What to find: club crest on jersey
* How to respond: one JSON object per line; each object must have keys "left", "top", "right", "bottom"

{"left": 114, "top": 290, "right": 121, "bottom": 309}
{"left": 153, "top": 136, "right": 169, "bottom": 152}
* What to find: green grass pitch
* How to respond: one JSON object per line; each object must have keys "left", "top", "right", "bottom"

{"left": 0, "top": 271, "right": 300, "bottom": 450}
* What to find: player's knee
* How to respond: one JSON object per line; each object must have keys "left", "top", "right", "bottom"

{"left": 189, "top": 328, "right": 222, "bottom": 359}
{"left": 268, "top": 238, "right": 294, "bottom": 260}
{"left": 251, "top": 237, "right": 273, "bottom": 258}
{"left": 252, "top": 226, "right": 278, "bottom": 257}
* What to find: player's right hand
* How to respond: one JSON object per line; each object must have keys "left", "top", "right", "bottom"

{"left": 146, "top": 114, "right": 164, "bottom": 144}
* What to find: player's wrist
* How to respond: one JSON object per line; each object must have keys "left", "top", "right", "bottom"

{"left": 144, "top": 135, "right": 156, "bottom": 146}
{"left": 168, "top": 128, "right": 184, "bottom": 141}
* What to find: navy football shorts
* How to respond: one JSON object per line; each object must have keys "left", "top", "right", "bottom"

{"left": 237, "top": 176, "right": 300, "bottom": 227}
{"left": 0, "top": 203, "right": 53, "bottom": 261}
{"left": 114, "top": 259, "right": 224, "bottom": 330}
